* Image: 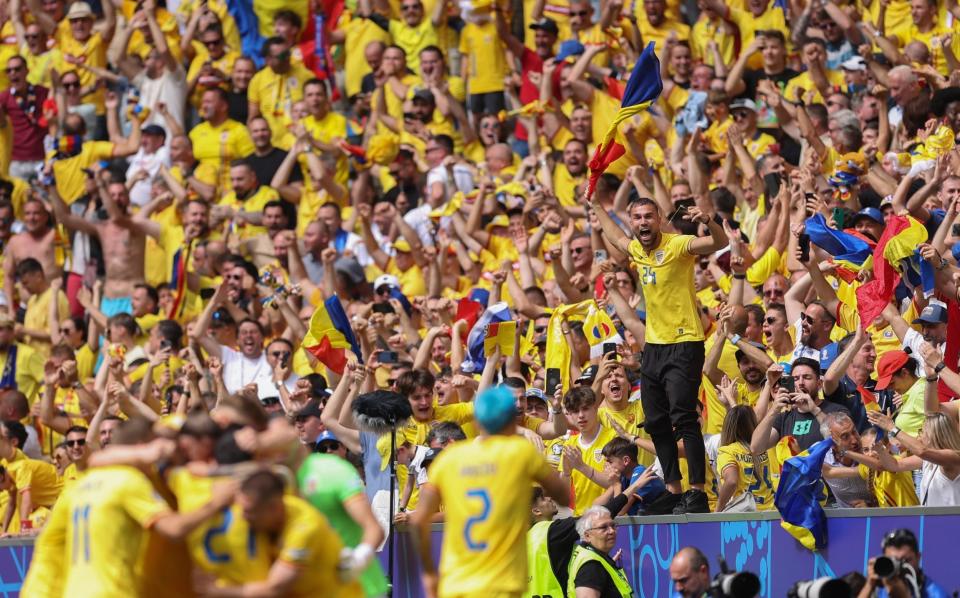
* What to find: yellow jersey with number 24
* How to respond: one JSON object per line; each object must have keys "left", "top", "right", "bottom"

{"left": 627, "top": 234, "right": 704, "bottom": 344}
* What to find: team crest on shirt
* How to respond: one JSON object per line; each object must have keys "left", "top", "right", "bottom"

{"left": 593, "top": 449, "right": 603, "bottom": 462}
{"left": 551, "top": 444, "right": 563, "bottom": 457}
{"left": 654, "top": 250, "right": 665, "bottom": 264}
{"left": 884, "top": 330, "right": 894, "bottom": 339}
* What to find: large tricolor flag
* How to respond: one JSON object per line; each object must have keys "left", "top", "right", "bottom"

{"left": 775, "top": 438, "right": 833, "bottom": 550}
{"left": 803, "top": 214, "right": 873, "bottom": 281}
{"left": 303, "top": 295, "right": 362, "bottom": 374}
{"left": 585, "top": 42, "right": 663, "bottom": 201}
{"left": 854, "top": 215, "right": 929, "bottom": 327}
{"left": 463, "top": 302, "right": 513, "bottom": 373}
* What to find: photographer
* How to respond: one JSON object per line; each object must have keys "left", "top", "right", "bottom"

{"left": 860, "top": 529, "right": 948, "bottom": 598}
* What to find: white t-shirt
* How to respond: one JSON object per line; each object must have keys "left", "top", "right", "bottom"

{"left": 134, "top": 66, "right": 187, "bottom": 134}
{"left": 902, "top": 327, "right": 945, "bottom": 377}
{"left": 425, "top": 163, "right": 475, "bottom": 202}
{"left": 790, "top": 318, "right": 824, "bottom": 364}
{"left": 125, "top": 146, "right": 171, "bottom": 207}
{"left": 220, "top": 345, "right": 272, "bottom": 394}
{"left": 920, "top": 459, "right": 960, "bottom": 506}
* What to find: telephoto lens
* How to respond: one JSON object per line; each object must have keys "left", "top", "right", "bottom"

{"left": 788, "top": 577, "right": 851, "bottom": 598}
{"left": 873, "top": 556, "right": 903, "bottom": 579}
{"left": 712, "top": 571, "right": 761, "bottom": 598}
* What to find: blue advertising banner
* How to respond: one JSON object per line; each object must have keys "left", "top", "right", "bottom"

{"left": 1, "top": 509, "right": 959, "bottom": 596}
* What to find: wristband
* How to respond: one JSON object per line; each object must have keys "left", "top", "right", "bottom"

{"left": 19, "top": 519, "right": 31, "bottom": 530}
{"left": 732, "top": 273, "right": 746, "bottom": 280}
{"left": 935, "top": 362, "right": 947, "bottom": 374}
{"left": 890, "top": 426, "right": 901, "bottom": 438}
{"left": 728, "top": 334, "right": 741, "bottom": 345}
{"left": 926, "top": 375, "right": 940, "bottom": 383}
{"left": 353, "top": 543, "right": 375, "bottom": 569}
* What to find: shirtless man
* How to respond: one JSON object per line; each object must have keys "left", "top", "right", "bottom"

{"left": 47, "top": 177, "right": 147, "bottom": 316}
{"left": 3, "top": 198, "right": 59, "bottom": 315}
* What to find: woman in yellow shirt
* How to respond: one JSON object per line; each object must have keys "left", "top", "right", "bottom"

{"left": 716, "top": 405, "right": 775, "bottom": 511}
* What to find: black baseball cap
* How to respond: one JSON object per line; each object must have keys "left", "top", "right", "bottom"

{"left": 529, "top": 18, "right": 559, "bottom": 35}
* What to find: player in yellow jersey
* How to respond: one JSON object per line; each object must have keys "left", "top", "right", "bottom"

{"left": 200, "top": 469, "right": 363, "bottom": 597}
{"left": 592, "top": 195, "right": 727, "bottom": 514}
{"left": 47, "top": 418, "right": 237, "bottom": 598}
{"left": 558, "top": 386, "right": 618, "bottom": 516}
{"left": 716, "top": 406, "right": 775, "bottom": 511}
{"left": 412, "top": 386, "right": 570, "bottom": 598}
{"left": 20, "top": 483, "right": 73, "bottom": 598}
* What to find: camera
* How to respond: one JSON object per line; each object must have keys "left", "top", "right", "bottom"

{"left": 873, "top": 556, "right": 904, "bottom": 579}
{"left": 788, "top": 577, "right": 850, "bottom": 598}
{"left": 709, "top": 558, "right": 760, "bottom": 598}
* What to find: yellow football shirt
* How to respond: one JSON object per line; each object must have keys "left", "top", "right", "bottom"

{"left": 21, "top": 484, "right": 73, "bottom": 598}
{"left": 274, "top": 495, "right": 363, "bottom": 597}
{"left": 55, "top": 32, "right": 106, "bottom": 114}
{"left": 302, "top": 111, "right": 350, "bottom": 186}
{"left": 218, "top": 186, "right": 281, "bottom": 240}
{"left": 24, "top": 287, "right": 69, "bottom": 357}
{"left": 458, "top": 20, "right": 508, "bottom": 95}
{"left": 52, "top": 141, "right": 115, "bottom": 204}
{"left": 627, "top": 234, "right": 704, "bottom": 344}
{"left": 428, "top": 435, "right": 556, "bottom": 597}
{"left": 388, "top": 19, "right": 439, "bottom": 72}
{"left": 690, "top": 16, "right": 735, "bottom": 67}
{"left": 728, "top": 6, "right": 790, "bottom": 69}
{"left": 167, "top": 467, "right": 272, "bottom": 584}
{"left": 598, "top": 401, "right": 654, "bottom": 466}
{"left": 717, "top": 442, "right": 775, "bottom": 510}
{"left": 858, "top": 462, "right": 919, "bottom": 508}
{"left": 340, "top": 14, "right": 391, "bottom": 97}
{"left": 559, "top": 426, "right": 618, "bottom": 516}
{"left": 247, "top": 63, "right": 315, "bottom": 149}
{"left": 189, "top": 118, "right": 256, "bottom": 192}
{"left": 62, "top": 465, "right": 171, "bottom": 597}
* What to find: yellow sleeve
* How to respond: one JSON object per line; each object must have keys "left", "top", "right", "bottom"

{"left": 119, "top": 471, "right": 172, "bottom": 527}
{"left": 92, "top": 141, "right": 115, "bottom": 160}
{"left": 716, "top": 445, "right": 737, "bottom": 474}
{"left": 746, "top": 247, "right": 782, "bottom": 286}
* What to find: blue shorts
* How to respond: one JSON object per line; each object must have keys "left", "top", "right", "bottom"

{"left": 100, "top": 296, "right": 132, "bottom": 317}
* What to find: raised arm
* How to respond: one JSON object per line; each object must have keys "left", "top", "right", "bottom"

{"left": 319, "top": 364, "right": 363, "bottom": 453}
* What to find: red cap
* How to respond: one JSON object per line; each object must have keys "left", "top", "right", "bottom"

{"left": 875, "top": 350, "right": 910, "bottom": 390}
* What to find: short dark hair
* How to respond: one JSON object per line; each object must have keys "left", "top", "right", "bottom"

{"left": 397, "top": 370, "right": 435, "bottom": 396}
{"left": 156, "top": 320, "right": 184, "bottom": 350}
{"left": 303, "top": 77, "right": 327, "bottom": 94}
{"left": 502, "top": 377, "right": 526, "bottom": 391}
{"left": 759, "top": 29, "right": 786, "bottom": 46}
{"left": 241, "top": 469, "right": 286, "bottom": 503}
{"left": 432, "top": 134, "right": 454, "bottom": 154}
{"left": 626, "top": 196, "right": 659, "bottom": 213}
{"left": 562, "top": 387, "right": 597, "bottom": 412}
{"left": 107, "top": 312, "right": 139, "bottom": 337}
{"left": 111, "top": 417, "right": 156, "bottom": 445}
{"left": 791, "top": 357, "right": 822, "bottom": 378}
{"left": 601, "top": 437, "right": 638, "bottom": 461}
{"left": 134, "top": 283, "right": 159, "bottom": 309}
{"left": 881, "top": 528, "right": 919, "bottom": 553}
{"left": 426, "top": 421, "right": 466, "bottom": 446}
{"left": 262, "top": 36, "right": 288, "bottom": 57}
{"left": 15, "top": 258, "right": 43, "bottom": 278}
{"left": 203, "top": 86, "right": 229, "bottom": 104}
{"left": 1, "top": 421, "right": 27, "bottom": 448}
{"left": 65, "top": 425, "right": 89, "bottom": 437}
{"left": 273, "top": 9, "right": 302, "bottom": 29}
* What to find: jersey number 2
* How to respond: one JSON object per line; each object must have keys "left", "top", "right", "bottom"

{"left": 463, "top": 488, "right": 491, "bottom": 551}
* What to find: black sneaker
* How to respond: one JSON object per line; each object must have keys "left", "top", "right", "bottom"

{"left": 642, "top": 491, "right": 682, "bottom": 515}
{"left": 673, "top": 489, "right": 710, "bottom": 514}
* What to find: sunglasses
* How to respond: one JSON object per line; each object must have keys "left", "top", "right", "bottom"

{"left": 802, "top": 314, "right": 817, "bottom": 324}
{"left": 376, "top": 285, "right": 392, "bottom": 295}
{"left": 269, "top": 351, "right": 291, "bottom": 360}
{"left": 63, "top": 81, "right": 80, "bottom": 89}
{"left": 261, "top": 397, "right": 280, "bottom": 406}
{"left": 60, "top": 327, "right": 74, "bottom": 334}
{"left": 763, "top": 289, "right": 784, "bottom": 297}
{"left": 66, "top": 438, "right": 86, "bottom": 447}
{"left": 571, "top": 246, "right": 589, "bottom": 254}
{"left": 732, "top": 111, "right": 750, "bottom": 120}
{"left": 764, "top": 316, "right": 777, "bottom": 325}
{"left": 570, "top": 9, "right": 589, "bottom": 16}
{"left": 316, "top": 441, "right": 342, "bottom": 453}
{"left": 204, "top": 38, "right": 223, "bottom": 46}
{"left": 401, "top": 3, "right": 421, "bottom": 10}
{"left": 534, "top": 325, "right": 547, "bottom": 333}
{"left": 5, "top": 66, "right": 23, "bottom": 74}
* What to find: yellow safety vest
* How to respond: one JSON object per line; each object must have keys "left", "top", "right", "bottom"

{"left": 567, "top": 544, "right": 634, "bottom": 598}
{"left": 525, "top": 520, "right": 563, "bottom": 598}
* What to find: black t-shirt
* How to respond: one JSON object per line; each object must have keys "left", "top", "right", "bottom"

{"left": 545, "top": 493, "right": 628, "bottom": 591}
{"left": 740, "top": 68, "right": 799, "bottom": 100}
{"left": 246, "top": 147, "right": 303, "bottom": 188}
{"left": 227, "top": 89, "right": 249, "bottom": 124}
{"left": 773, "top": 400, "right": 849, "bottom": 451}
{"left": 824, "top": 377, "right": 894, "bottom": 434}
{"left": 574, "top": 546, "right": 625, "bottom": 598}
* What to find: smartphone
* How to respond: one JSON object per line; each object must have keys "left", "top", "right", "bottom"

{"left": 602, "top": 342, "right": 617, "bottom": 356}
{"left": 952, "top": 223, "right": 960, "bottom": 237}
{"left": 545, "top": 368, "right": 562, "bottom": 398}
{"left": 159, "top": 339, "right": 172, "bottom": 351}
{"left": 380, "top": 351, "right": 398, "bottom": 364}
{"left": 777, "top": 375, "right": 795, "bottom": 393}
{"left": 798, "top": 233, "right": 811, "bottom": 263}
{"left": 762, "top": 172, "right": 782, "bottom": 200}
{"left": 594, "top": 249, "right": 608, "bottom": 262}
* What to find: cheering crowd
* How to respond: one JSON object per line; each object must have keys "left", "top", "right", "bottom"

{"left": 0, "top": 0, "right": 960, "bottom": 594}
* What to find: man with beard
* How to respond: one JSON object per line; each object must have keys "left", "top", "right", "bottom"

{"left": 247, "top": 36, "right": 314, "bottom": 150}
{"left": 785, "top": 251, "right": 839, "bottom": 366}
{"left": 553, "top": 139, "right": 587, "bottom": 208}
{"left": 751, "top": 357, "right": 849, "bottom": 453}
{"left": 244, "top": 116, "right": 303, "bottom": 202}
{"left": 236, "top": 201, "right": 296, "bottom": 269}
{"left": 704, "top": 328, "right": 773, "bottom": 434}
{"left": 592, "top": 197, "right": 727, "bottom": 514}
{"left": 213, "top": 160, "right": 281, "bottom": 241}
{"left": 189, "top": 87, "right": 255, "bottom": 192}
{"left": 594, "top": 355, "right": 655, "bottom": 466}
{"left": 882, "top": 301, "right": 948, "bottom": 380}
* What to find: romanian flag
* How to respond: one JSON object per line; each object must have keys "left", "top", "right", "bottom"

{"left": 804, "top": 214, "right": 872, "bottom": 281}
{"left": 585, "top": 41, "right": 663, "bottom": 201}
{"left": 303, "top": 295, "right": 361, "bottom": 375}
{"left": 855, "top": 215, "right": 928, "bottom": 328}
{"left": 484, "top": 320, "right": 517, "bottom": 357}
{"left": 463, "top": 302, "right": 513, "bottom": 372}
{"left": 775, "top": 438, "right": 833, "bottom": 551}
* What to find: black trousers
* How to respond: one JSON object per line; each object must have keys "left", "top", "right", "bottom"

{"left": 640, "top": 341, "right": 706, "bottom": 485}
